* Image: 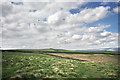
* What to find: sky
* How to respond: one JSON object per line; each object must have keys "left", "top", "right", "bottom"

{"left": 0, "top": 1, "right": 120, "bottom": 50}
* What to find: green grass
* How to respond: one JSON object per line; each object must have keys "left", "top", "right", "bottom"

{"left": 16, "top": 48, "right": 72, "bottom": 52}
{"left": 2, "top": 51, "right": 119, "bottom": 79}
{"left": 15, "top": 48, "right": 119, "bottom": 54}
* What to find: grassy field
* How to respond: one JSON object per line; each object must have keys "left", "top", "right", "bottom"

{"left": 2, "top": 51, "right": 120, "bottom": 79}
{"left": 16, "top": 48, "right": 119, "bottom": 54}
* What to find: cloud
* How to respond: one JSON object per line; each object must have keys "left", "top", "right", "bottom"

{"left": 72, "top": 34, "right": 82, "bottom": 40}
{"left": 66, "top": 6, "right": 110, "bottom": 24}
{"left": 1, "top": 2, "right": 118, "bottom": 50}
{"left": 1, "top": 2, "right": 13, "bottom": 17}
{"left": 113, "top": 7, "right": 120, "bottom": 13}
{"left": 100, "top": 2, "right": 109, "bottom": 5}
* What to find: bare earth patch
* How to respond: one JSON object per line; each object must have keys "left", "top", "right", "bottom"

{"left": 48, "top": 53, "right": 119, "bottom": 65}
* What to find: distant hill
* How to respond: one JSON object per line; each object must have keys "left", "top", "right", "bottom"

{"left": 2, "top": 48, "right": 119, "bottom": 55}
{"left": 94, "top": 48, "right": 119, "bottom": 51}
{"left": 76, "top": 48, "right": 120, "bottom": 52}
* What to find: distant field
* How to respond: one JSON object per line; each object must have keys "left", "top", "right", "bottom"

{"left": 2, "top": 50, "right": 120, "bottom": 79}
{"left": 47, "top": 53, "right": 119, "bottom": 65}
{"left": 15, "top": 48, "right": 119, "bottom": 54}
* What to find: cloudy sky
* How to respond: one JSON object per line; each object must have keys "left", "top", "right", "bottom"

{"left": 1, "top": 1, "right": 119, "bottom": 50}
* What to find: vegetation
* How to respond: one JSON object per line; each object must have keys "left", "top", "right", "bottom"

{"left": 2, "top": 51, "right": 119, "bottom": 79}
{"left": 15, "top": 48, "right": 119, "bottom": 54}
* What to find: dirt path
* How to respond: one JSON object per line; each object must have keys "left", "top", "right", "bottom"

{"left": 48, "top": 53, "right": 119, "bottom": 65}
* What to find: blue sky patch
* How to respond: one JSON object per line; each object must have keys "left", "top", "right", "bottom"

{"left": 69, "top": 8, "right": 80, "bottom": 14}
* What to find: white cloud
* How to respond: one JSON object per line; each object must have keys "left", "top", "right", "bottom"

{"left": 1, "top": 2, "right": 118, "bottom": 50}
{"left": 72, "top": 34, "right": 81, "bottom": 40}
{"left": 1, "top": 2, "right": 13, "bottom": 17}
{"left": 100, "top": 2, "right": 109, "bottom": 5}
{"left": 100, "top": 31, "right": 111, "bottom": 36}
{"left": 113, "top": 7, "right": 120, "bottom": 13}
{"left": 66, "top": 6, "right": 110, "bottom": 24}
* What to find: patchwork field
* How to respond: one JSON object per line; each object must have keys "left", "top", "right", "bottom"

{"left": 2, "top": 50, "right": 120, "bottom": 79}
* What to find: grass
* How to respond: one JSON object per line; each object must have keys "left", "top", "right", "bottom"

{"left": 2, "top": 51, "right": 119, "bottom": 79}
{"left": 15, "top": 48, "right": 119, "bottom": 54}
